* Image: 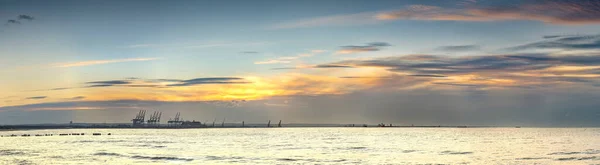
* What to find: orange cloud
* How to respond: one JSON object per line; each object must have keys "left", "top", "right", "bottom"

{"left": 376, "top": 2, "right": 600, "bottom": 25}
{"left": 79, "top": 71, "right": 387, "bottom": 103}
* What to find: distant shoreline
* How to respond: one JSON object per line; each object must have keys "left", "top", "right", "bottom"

{"left": 1, "top": 123, "right": 598, "bottom": 132}
{"left": 0, "top": 125, "right": 492, "bottom": 131}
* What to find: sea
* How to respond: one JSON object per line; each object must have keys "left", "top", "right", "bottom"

{"left": 1, "top": 128, "right": 599, "bottom": 165}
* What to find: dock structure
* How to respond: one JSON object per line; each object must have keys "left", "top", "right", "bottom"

{"left": 2, "top": 132, "right": 113, "bottom": 138}
{"left": 131, "top": 109, "right": 167, "bottom": 127}
{"left": 166, "top": 112, "right": 204, "bottom": 128}
{"left": 131, "top": 110, "right": 146, "bottom": 126}
{"left": 167, "top": 112, "right": 183, "bottom": 126}
{"left": 181, "top": 120, "right": 202, "bottom": 127}
{"left": 147, "top": 111, "right": 162, "bottom": 125}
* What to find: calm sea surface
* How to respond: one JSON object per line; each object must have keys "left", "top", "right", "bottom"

{"left": 1, "top": 128, "right": 599, "bottom": 164}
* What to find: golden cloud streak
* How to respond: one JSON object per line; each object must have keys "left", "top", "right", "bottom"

{"left": 80, "top": 71, "right": 386, "bottom": 102}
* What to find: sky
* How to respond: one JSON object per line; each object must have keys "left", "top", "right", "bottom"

{"left": 1, "top": 0, "right": 600, "bottom": 126}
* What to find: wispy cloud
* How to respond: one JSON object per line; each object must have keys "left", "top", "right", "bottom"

{"left": 86, "top": 80, "right": 131, "bottom": 88}
{"left": 81, "top": 77, "right": 249, "bottom": 88}
{"left": 409, "top": 74, "right": 448, "bottom": 78}
{"left": 5, "top": 14, "right": 34, "bottom": 26}
{"left": 457, "top": 0, "right": 478, "bottom": 6}
{"left": 26, "top": 96, "right": 47, "bottom": 100}
{"left": 339, "top": 76, "right": 391, "bottom": 79}
{"left": 255, "top": 50, "right": 326, "bottom": 65}
{"left": 240, "top": 51, "right": 260, "bottom": 54}
{"left": 269, "top": 1, "right": 600, "bottom": 29}
{"left": 336, "top": 42, "right": 391, "bottom": 54}
{"left": 314, "top": 64, "right": 353, "bottom": 68}
{"left": 436, "top": 45, "right": 481, "bottom": 52}
{"left": 270, "top": 64, "right": 353, "bottom": 70}
{"left": 70, "top": 96, "right": 86, "bottom": 100}
{"left": 376, "top": 1, "right": 600, "bottom": 25}
{"left": 17, "top": 15, "right": 34, "bottom": 21}
{"left": 51, "top": 87, "right": 70, "bottom": 91}
{"left": 6, "top": 20, "right": 20, "bottom": 25}
{"left": 321, "top": 51, "right": 600, "bottom": 88}
{"left": 508, "top": 35, "right": 600, "bottom": 51}
{"left": 166, "top": 77, "right": 249, "bottom": 87}
{"left": 52, "top": 57, "right": 158, "bottom": 68}
{"left": 268, "top": 12, "right": 378, "bottom": 29}
{"left": 254, "top": 57, "right": 298, "bottom": 64}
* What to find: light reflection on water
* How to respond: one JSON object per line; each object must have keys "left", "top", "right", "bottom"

{"left": 1, "top": 128, "right": 599, "bottom": 164}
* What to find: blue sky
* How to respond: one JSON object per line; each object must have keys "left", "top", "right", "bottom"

{"left": 1, "top": 0, "right": 600, "bottom": 126}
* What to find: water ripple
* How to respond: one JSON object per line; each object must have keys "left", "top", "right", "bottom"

{"left": 440, "top": 151, "right": 474, "bottom": 155}
{"left": 131, "top": 155, "right": 193, "bottom": 161}
{"left": 93, "top": 152, "right": 122, "bottom": 157}
{"left": 555, "top": 156, "right": 598, "bottom": 161}
{"left": 549, "top": 149, "right": 600, "bottom": 155}
{"left": 0, "top": 149, "right": 27, "bottom": 156}
{"left": 277, "top": 158, "right": 300, "bottom": 161}
{"left": 516, "top": 157, "right": 550, "bottom": 160}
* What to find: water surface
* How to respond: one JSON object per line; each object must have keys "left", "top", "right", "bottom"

{"left": 1, "top": 128, "right": 599, "bottom": 164}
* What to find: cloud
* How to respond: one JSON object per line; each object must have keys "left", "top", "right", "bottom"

{"left": 311, "top": 50, "right": 326, "bottom": 53}
{"left": 123, "top": 85, "right": 163, "bottom": 88}
{"left": 254, "top": 58, "right": 295, "bottom": 64}
{"left": 268, "top": 12, "right": 378, "bottom": 29}
{"left": 86, "top": 80, "right": 131, "bottom": 88}
{"left": 70, "top": 96, "right": 86, "bottom": 100}
{"left": 508, "top": 35, "right": 600, "bottom": 51}
{"left": 336, "top": 42, "right": 391, "bottom": 54}
{"left": 314, "top": 64, "right": 353, "bottom": 68}
{"left": 319, "top": 51, "right": 600, "bottom": 88}
{"left": 409, "top": 74, "right": 448, "bottom": 78}
{"left": 270, "top": 1, "right": 600, "bottom": 29}
{"left": 270, "top": 67, "right": 299, "bottom": 70}
{"left": 52, "top": 57, "right": 158, "bottom": 68}
{"left": 255, "top": 50, "right": 324, "bottom": 65}
{"left": 270, "top": 64, "right": 353, "bottom": 70}
{"left": 166, "top": 77, "right": 249, "bottom": 87}
{"left": 240, "top": 51, "right": 259, "bottom": 54}
{"left": 330, "top": 54, "right": 550, "bottom": 74}
{"left": 6, "top": 20, "right": 20, "bottom": 25}
{"left": 544, "top": 35, "right": 565, "bottom": 39}
{"left": 26, "top": 96, "right": 47, "bottom": 100}
{"left": 30, "top": 77, "right": 250, "bottom": 91}
{"left": 458, "top": 0, "right": 478, "bottom": 6}
{"left": 436, "top": 45, "right": 481, "bottom": 52}
{"left": 432, "top": 82, "right": 485, "bottom": 87}
{"left": 25, "top": 87, "right": 72, "bottom": 92}
{"left": 376, "top": 1, "right": 600, "bottom": 25}
{"left": 339, "top": 76, "right": 391, "bottom": 79}
{"left": 5, "top": 15, "right": 34, "bottom": 26}
{"left": 17, "top": 15, "right": 34, "bottom": 21}
{"left": 87, "top": 80, "right": 130, "bottom": 85}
